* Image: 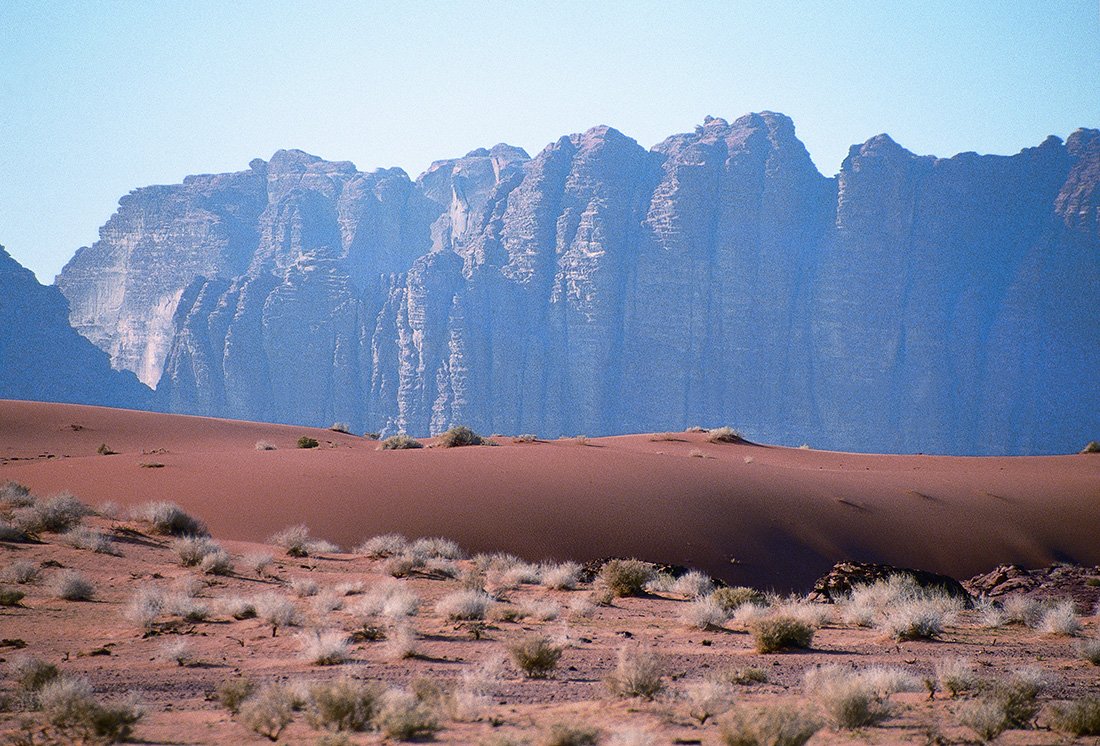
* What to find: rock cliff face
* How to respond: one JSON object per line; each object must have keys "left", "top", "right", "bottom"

{"left": 55, "top": 114, "right": 1100, "bottom": 454}
{"left": 0, "top": 246, "right": 151, "bottom": 409}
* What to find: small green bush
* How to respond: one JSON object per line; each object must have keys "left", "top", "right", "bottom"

{"left": 436, "top": 425, "right": 484, "bottom": 447}
{"left": 40, "top": 677, "right": 142, "bottom": 743}
{"left": 0, "top": 588, "right": 25, "bottom": 606}
{"left": 1049, "top": 697, "right": 1100, "bottom": 737}
{"left": 297, "top": 436, "right": 320, "bottom": 449}
{"left": 750, "top": 615, "right": 815, "bottom": 653}
{"left": 508, "top": 635, "right": 563, "bottom": 679}
{"left": 215, "top": 677, "right": 254, "bottom": 715}
{"left": 380, "top": 434, "right": 424, "bottom": 450}
{"left": 598, "top": 559, "right": 654, "bottom": 597}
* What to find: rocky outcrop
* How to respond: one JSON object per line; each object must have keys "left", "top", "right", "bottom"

{"left": 808, "top": 561, "right": 972, "bottom": 604}
{"left": 0, "top": 246, "right": 151, "bottom": 408}
{"left": 55, "top": 115, "right": 1100, "bottom": 454}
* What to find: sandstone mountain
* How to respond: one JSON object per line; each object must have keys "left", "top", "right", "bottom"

{"left": 55, "top": 114, "right": 1100, "bottom": 454}
{"left": 0, "top": 245, "right": 151, "bottom": 409}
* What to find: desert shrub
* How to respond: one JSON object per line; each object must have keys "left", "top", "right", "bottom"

{"left": 222, "top": 595, "right": 257, "bottom": 620}
{"left": 543, "top": 723, "right": 601, "bottom": 746}
{"left": 598, "top": 559, "right": 654, "bottom": 597}
{"left": 1000, "top": 595, "right": 1044, "bottom": 627}
{"left": 380, "top": 434, "right": 423, "bottom": 450}
{"left": 750, "top": 615, "right": 814, "bottom": 653}
{"left": 313, "top": 591, "right": 344, "bottom": 614}
{"left": 238, "top": 682, "right": 296, "bottom": 741}
{"left": 803, "top": 665, "right": 898, "bottom": 729}
{"left": 1078, "top": 637, "right": 1100, "bottom": 665}
{"left": 437, "top": 589, "right": 493, "bottom": 620}
{"left": 375, "top": 688, "right": 440, "bottom": 740}
{"left": 329, "top": 422, "right": 351, "bottom": 434}
{"left": 960, "top": 670, "right": 1044, "bottom": 739}
{"left": 724, "top": 667, "right": 769, "bottom": 685}
{"left": 436, "top": 425, "right": 484, "bottom": 447}
{"left": 132, "top": 501, "right": 207, "bottom": 537}
{"left": 199, "top": 549, "right": 233, "bottom": 575}
{"left": 53, "top": 570, "right": 94, "bottom": 601}
{"left": 409, "top": 536, "right": 464, "bottom": 559}
{"left": 61, "top": 526, "right": 117, "bottom": 555}
{"left": 96, "top": 443, "right": 116, "bottom": 455}
{"left": 124, "top": 586, "right": 164, "bottom": 630}
{"left": 298, "top": 629, "right": 350, "bottom": 665}
{"left": 684, "top": 678, "right": 735, "bottom": 724}
{"left": 241, "top": 552, "right": 273, "bottom": 577}
{"left": 306, "top": 676, "right": 384, "bottom": 731}
{"left": 0, "top": 587, "right": 25, "bottom": 606}
{"left": 706, "top": 426, "right": 742, "bottom": 443}
{"left": 172, "top": 536, "right": 222, "bottom": 566}
{"left": 160, "top": 638, "right": 195, "bottom": 666}
{"left": 605, "top": 645, "right": 664, "bottom": 700}
{"left": 354, "top": 581, "right": 421, "bottom": 620}
{"left": 508, "top": 635, "right": 563, "bottom": 679}
{"left": 682, "top": 596, "right": 730, "bottom": 630}
{"left": 0, "top": 481, "right": 33, "bottom": 506}
{"left": 712, "top": 586, "right": 766, "bottom": 612}
{"left": 255, "top": 439, "right": 276, "bottom": 450}
{"left": 671, "top": 570, "right": 715, "bottom": 598}
{"left": 289, "top": 576, "right": 320, "bottom": 597}
{"left": 513, "top": 433, "right": 538, "bottom": 443}
{"left": 1048, "top": 697, "right": 1100, "bottom": 737}
{"left": 355, "top": 533, "right": 409, "bottom": 558}
{"left": 879, "top": 598, "right": 952, "bottom": 640}
{"left": 164, "top": 592, "right": 209, "bottom": 623}
{"left": 719, "top": 704, "right": 820, "bottom": 746}
{"left": 517, "top": 599, "right": 561, "bottom": 621}
{"left": 1038, "top": 599, "right": 1081, "bottom": 636}
{"left": 541, "top": 561, "right": 581, "bottom": 590}
{"left": 14, "top": 492, "right": 91, "bottom": 533}
{"left": 268, "top": 523, "right": 338, "bottom": 557}
{"left": 255, "top": 592, "right": 301, "bottom": 636}
{"left": 1081, "top": 441, "right": 1100, "bottom": 454}
{"left": 0, "top": 563, "right": 37, "bottom": 585}
{"left": 382, "top": 621, "right": 421, "bottom": 660}
{"left": 216, "top": 677, "right": 254, "bottom": 715}
{"left": 569, "top": 596, "right": 597, "bottom": 619}
{"left": 0, "top": 521, "right": 29, "bottom": 542}
{"left": 297, "top": 436, "right": 320, "bottom": 449}
{"left": 935, "top": 657, "right": 978, "bottom": 697}
{"left": 39, "top": 676, "right": 142, "bottom": 743}
{"left": 500, "top": 561, "right": 541, "bottom": 586}
{"left": 9, "top": 655, "right": 60, "bottom": 696}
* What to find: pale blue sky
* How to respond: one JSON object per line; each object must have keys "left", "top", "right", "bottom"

{"left": 1, "top": 1, "right": 1097, "bottom": 282}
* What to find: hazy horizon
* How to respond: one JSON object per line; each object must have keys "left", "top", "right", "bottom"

{"left": 2, "top": 0, "right": 1098, "bottom": 282}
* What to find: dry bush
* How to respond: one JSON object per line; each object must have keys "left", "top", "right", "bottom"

{"left": 380, "top": 434, "right": 423, "bottom": 450}
{"left": 681, "top": 596, "right": 730, "bottom": 630}
{"left": 436, "top": 425, "right": 485, "bottom": 447}
{"left": 0, "top": 521, "right": 29, "bottom": 542}
{"left": 879, "top": 598, "right": 954, "bottom": 640}
{"left": 52, "top": 570, "right": 94, "bottom": 601}
{"left": 375, "top": 688, "right": 440, "bottom": 740}
{"left": 959, "top": 669, "right": 1044, "bottom": 740}
{"left": 39, "top": 676, "right": 142, "bottom": 743}
{"left": 289, "top": 576, "right": 320, "bottom": 597}
{"left": 240, "top": 552, "right": 273, "bottom": 577}
{"left": 0, "top": 481, "right": 33, "bottom": 507}
{"left": 268, "top": 524, "right": 338, "bottom": 557}
{"left": 132, "top": 501, "right": 207, "bottom": 537}
{"left": 124, "top": 586, "right": 164, "bottom": 630}
{"left": 508, "top": 635, "right": 563, "bottom": 679}
{"left": 1078, "top": 638, "right": 1100, "bottom": 665}
{"left": 61, "top": 526, "right": 118, "bottom": 555}
{"left": 164, "top": 592, "right": 209, "bottom": 623}
{"left": 513, "top": 434, "right": 538, "bottom": 443}
{"left": 542, "top": 723, "right": 601, "bottom": 746}
{"left": 605, "top": 645, "right": 664, "bottom": 700}
{"left": 221, "top": 595, "right": 257, "bottom": 620}
{"left": 254, "top": 592, "right": 302, "bottom": 636}
{"left": 706, "top": 426, "right": 742, "bottom": 443}
{"left": 354, "top": 581, "right": 421, "bottom": 621}
{"left": 1038, "top": 599, "right": 1081, "bottom": 636}
{"left": 935, "top": 657, "right": 978, "bottom": 697}
{"left": 382, "top": 621, "right": 421, "bottom": 661}
{"left": 172, "top": 535, "right": 221, "bottom": 565}
{"left": 803, "top": 665, "right": 915, "bottom": 729}
{"left": 751, "top": 614, "right": 814, "bottom": 653}
{"left": 599, "top": 559, "right": 654, "bottom": 597}
{"left": 1, "top": 560, "right": 38, "bottom": 584}
{"left": 712, "top": 586, "right": 766, "bottom": 612}
{"left": 160, "top": 638, "right": 195, "bottom": 666}
{"left": 569, "top": 596, "right": 598, "bottom": 620}
{"left": 355, "top": 533, "right": 409, "bottom": 558}
{"left": 1048, "top": 697, "right": 1100, "bottom": 737}
{"left": 500, "top": 561, "right": 541, "bottom": 586}
{"left": 215, "top": 677, "right": 254, "bottom": 715}
{"left": 671, "top": 570, "right": 715, "bottom": 598}
{"left": 297, "top": 436, "right": 320, "bottom": 449}
{"left": 254, "top": 440, "right": 276, "bottom": 451}
{"left": 719, "top": 704, "right": 820, "bottom": 746}
{"left": 306, "top": 676, "right": 384, "bottom": 732}
{"left": 329, "top": 422, "right": 351, "bottom": 434}
{"left": 437, "top": 589, "right": 493, "bottom": 620}
{"left": 517, "top": 599, "right": 561, "bottom": 621}
{"left": 13, "top": 492, "right": 91, "bottom": 533}
{"left": 541, "top": 561, "right": 582, "bottom": 590}
{"left": 409, "top": 536, "right": 464, "bottom": 559}
{"left": 9, "top": 655, "right": 60, "bottom": 703}
{"left": 1000, "top": 595, "right": 1044, "bottom": 627}
{"left": 723, "top": 667, "right": 769, "bottom": 686}
{"left": 313, "top": 591, "right": 344, "bottom": 614}
{"left": 238, "top": 682, "right": 296, "bottom": 741}
{"left": 683, "top": 678, "right": 735, "bottom": 724}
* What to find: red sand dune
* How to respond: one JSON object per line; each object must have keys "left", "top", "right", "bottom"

{"left": 2, "top": 399, "right": 1098, "bottom": 591}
